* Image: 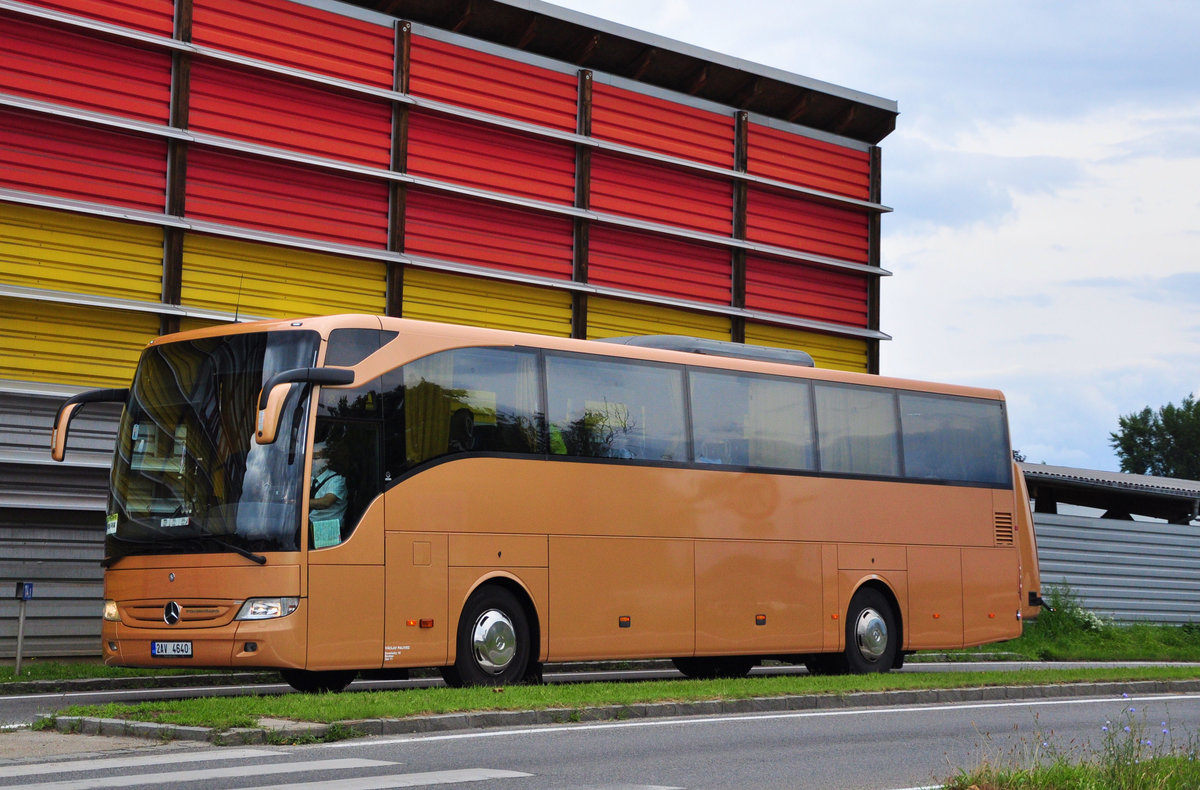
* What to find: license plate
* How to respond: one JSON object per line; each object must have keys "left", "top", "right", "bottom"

{"left": 151, "top": 640, "right": 192, "bottom": 657}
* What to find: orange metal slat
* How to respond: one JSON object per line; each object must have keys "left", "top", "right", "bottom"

{"left": 0, "top": 109, "right": 167, "bottom": 211}
{"left": 404, "top": 192, "right": 574, "bottom": 281}
{"left": 407, "top": 113, "right": 576, "bottom": 205}
{"left": 186, "top": 148, "right": 389, "bottom": 248}
{"left": 591, "top": 153, "right": 732, "bottom": 236}
{"left": 192, "top": 0, "right": 394, "bottom": 88}
{"left": 409, "top": 35, "right": 578, "bottom": 132}
{"left": 588, "top": 226, "right": 731, "bottom": 305}
{"left": 189, "top": 61, "right": 393, "bottom": 168}
{"left": 591, "top": 82, "right": 734, "bottom": 168}
{"left": 20, "top": 0, "right": 175, "bottom": 36}
{"left": 745, "top": 255, "right": 868, "bottom": 327}
{"left": 746, "top": 186, "right": 869, "bottom": 263}
{"left": 747, "top": 123, "right": 871, "bottom": 199}
{"left": 0, "top": 14, "right": 171, "bottom": 124}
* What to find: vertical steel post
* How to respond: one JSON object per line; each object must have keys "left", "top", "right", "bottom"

{"left": 14, "top": 599, "right": 27, "bottom": 677}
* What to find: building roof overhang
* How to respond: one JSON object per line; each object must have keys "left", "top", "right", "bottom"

{"left": 346, "top": 0, "right": 898, "bottom": 145}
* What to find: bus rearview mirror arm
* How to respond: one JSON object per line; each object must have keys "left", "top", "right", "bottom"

{"left": 51, "top": 388, "right": 129, "bottom": 462}
{"left": 255, "top": 367, "right": 355, "bottom": 445}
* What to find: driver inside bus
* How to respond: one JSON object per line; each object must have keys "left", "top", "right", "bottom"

{"left": 309, "top": 441, "right": 348, "bottom": 547}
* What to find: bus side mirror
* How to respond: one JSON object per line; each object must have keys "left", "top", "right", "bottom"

{"left": 51, "top": 388, "right": 129, "bottom": 462}
{"left": 255, "top": 367, "right": 355, "bottom": 445}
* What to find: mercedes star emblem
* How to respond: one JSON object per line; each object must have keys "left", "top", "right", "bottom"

{"left": 163, "top": 601, "right": 181, "bottom": 626}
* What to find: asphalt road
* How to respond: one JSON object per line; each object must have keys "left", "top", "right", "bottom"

{"left": 3, "top": 691, "right": 1200, "bottom": 789}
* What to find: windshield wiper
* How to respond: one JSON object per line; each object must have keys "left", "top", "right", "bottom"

{"left": 211, "top": 537, "right": 267, "bottom": 565}
{"left": 105, "top": 530, "right": 267, "bottom": 565}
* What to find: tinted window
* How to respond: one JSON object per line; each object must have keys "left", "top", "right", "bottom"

{"left": 391, "top": 347, "right": 541, "bottom": 469}
{"left": 690, "top": 370, "right": 815, "bottom": 470}
{"left": 546, "top": 354, "right": 686, "bottom": 462}
{"left": 314, "top": 375, "right": 384, "bottom": 546}
{"left": 900, "top": 393, "right": 1010, "bottom": 485}
{"left": 814, "top": 384, "right": 901, "bottom": 477}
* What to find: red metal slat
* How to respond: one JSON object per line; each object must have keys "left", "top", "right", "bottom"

{"left": 404, "top": 191, "right": 573, "bottom": 280}
{"left": 591, "top": 83, "right": 733, "bottom": 168}
{"left": 189, "top": 61, "right": 392, "bottom": 168}
{"left": 745, "top": 186, "right": 869, "bottom": 263}
{"left": 20, "top": 0, "right": 175, "bottom": 36}
{"left": 185, "top": 148, "right": 388, "bottom": 248}
{"left": 191, "top": 0, "right": 394, "bottom": 88}
{"left": 747, "top": 123, "right": 870, "bottom": 199}
{"left": 591, "top": 153, "right": 732, "bottom": 236}
{"left": 744, "top": 255, "right": 868, "bottom": 327}
{"left": 588, "top": 226, "right": 731, "bottom": 305}
{"left": 0, "top": 14, "right": 171, "bottom": 123}
{"left": 409, "top": 36, "right": 577, "bottom": 132}
{"left": 407, "top": 112, "right": 575, "bottom": 205}
{"left": 0, "top": 109, "right": 166, "bottom": 211}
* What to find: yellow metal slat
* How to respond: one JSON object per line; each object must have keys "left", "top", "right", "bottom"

{"left": 181, "top": 234, "right": 386, "bottom": 318}
{"left": 587, "top": 297, "right": 730, "bottom": 341}
{"left": 743, "top": 322, "right": 869, "bottom": 372}
{"left": 0, "top": 204, "right": 163, "bottom": 301}
{"left": 402, "top": 269, "right": 572, "bottom": 337}
{"left": 0, "top": 297, "right": 157, "bottom": 387}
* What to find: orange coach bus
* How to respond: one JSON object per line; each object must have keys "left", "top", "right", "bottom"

{"left": 52, "top": 314, "right": 1042, "bottom": 692}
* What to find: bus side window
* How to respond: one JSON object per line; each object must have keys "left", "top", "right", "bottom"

{"left": 546, "top": 354, "right": 687, "bottom": 462}
{"left": 390, "top": 348, "right": 542, "bottom": 471}
{"left": 689, "top": 370, "right": 815, "bottom": 470}
{"left": 814, "top": 383, "right": 901, "bottom": 478}
{"left": 314, "top": 378, "right": 385, "bottom": 546}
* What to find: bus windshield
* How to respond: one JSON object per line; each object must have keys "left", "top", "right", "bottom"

{"left": 106, "top": 330, "right": 320, "bottom": 562}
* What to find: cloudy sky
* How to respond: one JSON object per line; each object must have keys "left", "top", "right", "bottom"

{"left": 550, "top": 0, "right": 1200, "bottom": 472}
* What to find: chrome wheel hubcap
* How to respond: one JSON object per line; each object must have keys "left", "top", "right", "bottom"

{"left": 854, "top": 607, "right": 888, "bottom": 662}
{"left": 471, "top": 609, "right": 516, "bottom": 674}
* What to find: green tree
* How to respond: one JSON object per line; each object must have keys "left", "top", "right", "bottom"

{"left": 1109, "top": 395, "right": 1200, "bottom": 479}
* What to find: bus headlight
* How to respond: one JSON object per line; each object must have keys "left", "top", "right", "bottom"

{"left": 102, "top": 600, "right": 120, "bottom": 622}
{"left": 235, "top": 597, "right": 299, "bottom": 620}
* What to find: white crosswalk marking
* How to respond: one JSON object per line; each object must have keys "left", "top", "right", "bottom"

{"left": 0, "top": 749, "right": 279, "bottom": 779}
{"left": 253, "top": 768, "right": 533, "bottom": 789}
{"left": 0, "top": 758, "right": 393, "bottom": 790}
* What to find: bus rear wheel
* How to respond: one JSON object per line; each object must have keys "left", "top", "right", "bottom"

{"left": 672, "top": 656, "right": 756, "bottom": 679}
{"left": 844, "top": 587, "right": 897, "bottom": 674}
{"left": 441, "top": 586, "right": 533, "bottom": 688}
{"left": 280, "top": 669, "right": 357, "bottom": 693}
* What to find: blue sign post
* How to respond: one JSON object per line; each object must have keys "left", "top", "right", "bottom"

{"left": 14, "top": 582, "right": 32, "bottom": 676}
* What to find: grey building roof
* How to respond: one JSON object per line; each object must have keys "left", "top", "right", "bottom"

{"left": 1020, "top": 463, "right": 1200, "bottom": 524}
{"left": 345, "top": 0, "right": 899, "bottom": 144}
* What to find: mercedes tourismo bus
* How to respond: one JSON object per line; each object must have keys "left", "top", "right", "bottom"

{"left": 52, "top": 315, "right": 1042, "bottom": 692}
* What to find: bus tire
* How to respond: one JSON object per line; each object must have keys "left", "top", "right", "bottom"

{"left": 672, "top": 656, "right": 756, "bottom": 679}
{"left": 844, "top": 587, "right": 897, "bottom": 674}
{"left": 280, "top": 669, "right": 357, "bottom": 693}
{"left": 441, "top": 585, "right": 532, "bottom": 688}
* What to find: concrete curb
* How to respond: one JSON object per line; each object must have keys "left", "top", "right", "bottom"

{"left": 37, "top": 679, "right": 1200, "bottom": 746}
{"left": 2, "top": 672, "right": 279, "bottom": 696}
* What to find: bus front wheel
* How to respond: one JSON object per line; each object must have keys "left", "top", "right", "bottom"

{"left": 844, "top": 587, "right": 898, "bottom": 673}
{"left": 280, "top": 669, "right": 357, "bottom": 693}
{"left": 442, "top": 586, "right": 533, "bottom": 687}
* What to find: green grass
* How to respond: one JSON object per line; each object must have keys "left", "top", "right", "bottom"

{"left": 945, "top": 705, "right": 1200, "bottom": 789}
{"left": 0, "top": 660, "right": 220, "bottom": 684}
{"left": 46, "top": 665, "right": 1200, "bottom": 732}
{"left": 952, "top": 585, "right": 1200, "bottom": 662}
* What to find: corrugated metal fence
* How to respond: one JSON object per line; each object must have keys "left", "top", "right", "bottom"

{"left": 1034, "top": 512, "right": 1200, "bottom": 624}
{"left": 0, "top": 389, "right": 116, "bottom": 658}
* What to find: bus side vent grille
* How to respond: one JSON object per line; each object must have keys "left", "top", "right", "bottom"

{"left": 994, "top": 513, "right": 1015, "bottom": 546}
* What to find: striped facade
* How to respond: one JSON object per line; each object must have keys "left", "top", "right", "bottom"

{"left": 0, "top": 0, "right": 895, "bottom": 657}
